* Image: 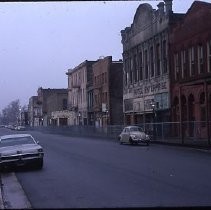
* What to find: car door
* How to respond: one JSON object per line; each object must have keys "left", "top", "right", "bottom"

{"left": 122, "top": 128, "right": 130, "bottom": 143}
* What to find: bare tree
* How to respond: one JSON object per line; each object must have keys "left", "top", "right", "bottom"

{"left": 0, "top": 99, "right": 21, "bottom": 125}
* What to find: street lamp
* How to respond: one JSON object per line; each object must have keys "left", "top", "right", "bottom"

{"left": 105, "top": 109, "right": 109, "bottom": 126}
{"left": 78, "top": 112, "right": 81, "bottom": 125}
{"left": 150, "top": 101, "right": 157, "bottom": 140}
{"left": 19, "top": 108, "right": 22, "bottom": 126}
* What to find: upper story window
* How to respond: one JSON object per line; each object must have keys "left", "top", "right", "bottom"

{"left": 138, "top": 51, "right": 143, "bottom": 81}
{"left": 94, "top": 76, "right": 97, "bottom": 85}
{"left": 124, "top": 59, "right": 128, "bottom": 86}
{"left": 62, "top": 99, "right": 67, "bottom": 110}
{"left": 105, "top": 92, "right": 108, "bottom": 102}
{"left": 102, "top": 73, "right": 104, "bottom": 84}
{"left": 150, "top": 46, "right": 154, "bottom": 77}
{"left": 129, "top": 57, "right": 133, "bottom": 84}
{"left": 174, "top": 53, "right": 179, "bottom": 81}
{"left": 189, "top": 46, "right": 195, "bottom": 76}
{"left": 105, "top": 72, "right": 107, "bottom": 83}
{"left": 181, "top": 50, "right": 187, "bottom": 79}
{"left": 78, "top": 72, "right": 81, "bottom": 84}
{"left": 68, "top": 76, "right": 71, "bottom": 88}
{"left": 134, "top": 54, "right": 137, "bottom": 83}
{"left": 144, "top": 50, "right": 149, "bottom": 79}
{"left": 94, "top": 94, "right": 98, "bottom": 106}
{"left": 198, "top": 44, "right": 204, "bottom": 74}
{"left": 207, "top": 40, "right": 211, "bottom": 73}
{"left": 162, "top": 40, "right": 167, "bottom": 74}
{"left": 156, "top": 43, "right": 161, "bottom": 76}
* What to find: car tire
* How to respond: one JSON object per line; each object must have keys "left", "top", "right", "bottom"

{"left": 129, "top": 138, "right": 133, "bottom": 145}
{"left": 35, "top": 158, "right": 43, "bottom": 169}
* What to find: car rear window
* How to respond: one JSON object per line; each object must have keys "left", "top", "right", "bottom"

{"left": 0, "top": 136, "right": 35, "bottom": 147}
{"left": 130, "top": 127, "right": 143, "bottom": 132}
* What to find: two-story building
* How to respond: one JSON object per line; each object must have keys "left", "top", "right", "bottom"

{"left": 36, "top": 87, "right": 68, "bottom": 126}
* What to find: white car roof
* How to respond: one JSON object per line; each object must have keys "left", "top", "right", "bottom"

{"left": 0, "top": 134, "right": 32, "bottom": 140}
{"left": 125, "top": 126, "right": 140, "bottom": 129}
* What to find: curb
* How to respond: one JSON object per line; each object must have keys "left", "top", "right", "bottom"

{"left": 0, "top": 173, "right": 31, "bottom": 209}
{"left": 0, "top": 174, "right": 4, "bottom": 209}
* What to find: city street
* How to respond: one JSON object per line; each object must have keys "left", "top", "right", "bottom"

{"left": 1, "top": 128, "right": 211, "bottom": 208}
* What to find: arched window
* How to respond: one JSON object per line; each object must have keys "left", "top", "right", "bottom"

{"left": 181, "top": 95, "right": 187, "bottom": 137}
{"left": 188, "top": 94, "right": 195, "bottom": 121}
{"left": 199, "top": 92, "right": 206, "bottom": 127}
{"left": 173, "top": 96, "right": 179, "bottom": 122}
{"left": 188, "top": 94, "right": 195, "bottom": 137}
{"left": 181, "top": 95, "right": 187, "bottom": 121}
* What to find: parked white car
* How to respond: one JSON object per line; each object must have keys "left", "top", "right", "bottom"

{"left": 0, "top": 134, "right": 44, "bottom": 170}
{"left": 118, "top": 126, "right": 150, "bottom": 145}
{"left": 15, "top": 126, "right": 26, "bottom": 131}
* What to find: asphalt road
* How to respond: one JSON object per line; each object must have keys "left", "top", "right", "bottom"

{"left": 1, "top": 128, "right": 211, "bottom": 208}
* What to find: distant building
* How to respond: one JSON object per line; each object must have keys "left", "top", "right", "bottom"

{"left": 93, "top": 56, "right": 123, "bottom": 126}
{"left": 20, "top": 109, "right": 29, "bottom": 126}
{"left": 170, "top": 1, "right": 211, "bottom": 139}
{"left": 121, "top": 0, "right": 184, "bottom": 125}
{"left": 66, "top": 57, "right": 123, "bottom": 126}
{"left": 66, "top": 60, "right": 96, "bottom": 125}
{"left": 36, "top": 87, "right": 68, "bottom": 126}
{"left": 28, "top": 96, "right": 42, "bottom": 126}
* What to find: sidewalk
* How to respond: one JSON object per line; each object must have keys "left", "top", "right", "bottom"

{"left": 0, "top": 173, "right": 31, "bottom": 209}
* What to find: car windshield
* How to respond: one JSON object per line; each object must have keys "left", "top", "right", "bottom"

{"left": 130, "top": 127, "right": 143, "bottom": 132}
{"left": 0, "top": 136, "right": 35, "bottom": 147}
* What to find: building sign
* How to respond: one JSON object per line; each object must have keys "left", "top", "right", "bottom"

{"left": 144, "top": 81, "right": 167, "bottom": 94}
{"left": 124, "top": 77, "right": 169, "bottom": 112}
{"left": 126, "top": 92, "right": 169, "bottom": 113}
{"left": 133, "top": 81, "right": 168, "bottom": 98}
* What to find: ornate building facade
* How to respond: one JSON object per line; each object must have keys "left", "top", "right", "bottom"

{"left": 121, "top": 0, "right": 184, "bottom": 125}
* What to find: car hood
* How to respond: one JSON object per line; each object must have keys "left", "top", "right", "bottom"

{"left": 0, "top": 144, "right": 42, "bottom": 156}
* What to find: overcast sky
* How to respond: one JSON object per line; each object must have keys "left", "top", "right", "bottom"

{"left": 0, "top": 0, "right": 210, "bottom": 111}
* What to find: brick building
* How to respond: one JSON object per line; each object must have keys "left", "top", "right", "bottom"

{"left": 93, "top": 56, "right": 123, "bottom": 126}
{"left": 121, "top": 0, "right": 184, "bottom": 125}
{"left": 170, "top": 1, "right": 211, "bottom": 140}
{"left": 36, "top": 87, "right": 68, "bottom": 126}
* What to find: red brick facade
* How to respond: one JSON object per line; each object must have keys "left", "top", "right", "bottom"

{"left": 170, "top": 1, "right": 211, "bottom": 139}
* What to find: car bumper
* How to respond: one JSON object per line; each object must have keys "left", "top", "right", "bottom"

{"left": 0, "top": 153, "right": 44, "bottom": 168}
{"left": 131, "top": 139, "right": 150, "bottom": 144}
